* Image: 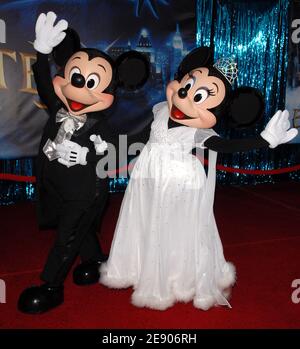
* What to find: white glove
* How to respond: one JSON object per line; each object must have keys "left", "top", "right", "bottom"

{"left": 56, "top": 140, "right": 89, "bottom": 168}
{"left": 90, "top": 134, "right": 108, "bottom": 154}
{"left": 33, "top": 12, "right": 68, "bottom": 54}
{"left": 260, "top": 110, "right": 298, "bottom": 148}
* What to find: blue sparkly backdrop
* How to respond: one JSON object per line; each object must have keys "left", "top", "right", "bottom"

{"left": 197, "top": 0, "right": 300, "bottom": 185}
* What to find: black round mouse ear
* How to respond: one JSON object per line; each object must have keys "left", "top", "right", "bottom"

{"left": 227, "top": 87, "right": 265, "bottom": 128}
{"left": 116, "top": 51, "right": 150, "bottom": 91}
{"left": 52, "top": 27, "right": 81, "bottom": 68}
{"left": 175, "top": 46, "right": 214, "bottom": 81}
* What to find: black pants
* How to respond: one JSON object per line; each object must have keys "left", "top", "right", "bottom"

{"left": 40, "top": 189, "right": 108, "bottom": 287}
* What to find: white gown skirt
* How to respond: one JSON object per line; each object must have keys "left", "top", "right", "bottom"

{"left": 100, "top": 145, "right": 236, "bottom": 310}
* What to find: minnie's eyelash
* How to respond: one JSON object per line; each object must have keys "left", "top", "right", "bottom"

{"left": 187, "top": 74, "right": 217, "bottom": 96}
{"left": 200, "top": 86, "right": 216, "bottom": 96}
{"left": 207, "top": 88, "right": 216, "bottom": 96}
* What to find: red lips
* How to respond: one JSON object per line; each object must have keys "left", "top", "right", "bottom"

{"left": 171, "top": 105, "right": 186, "bottom": 120}
{"left": 68, "top": 100, "right": 86, "bottom": 112}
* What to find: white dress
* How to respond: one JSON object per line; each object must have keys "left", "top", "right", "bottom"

{"left": 100, "top": 101, "right": 236, "bottom": 311}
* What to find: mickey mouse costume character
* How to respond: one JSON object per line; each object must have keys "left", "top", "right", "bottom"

{"left": 100, "top": 47, "right": 298, "bottom": 310}
{"left": 17, "top": 12, "right": 149, "bottom": 314}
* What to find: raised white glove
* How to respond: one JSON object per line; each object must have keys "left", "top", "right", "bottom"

{"left": 33, "top": 11, "right": 68, "bottom": 54}
{"left": 90, "top": 134, "right": 108, "bottom": 154}
{"left": 260, "top": 110, "right": 298, "bottom": 148}
{"left": 56, "top": 140, "right": 89, "bottom": 168}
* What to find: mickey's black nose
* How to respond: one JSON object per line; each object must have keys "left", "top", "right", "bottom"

{"left": 178, "top": 88, "right": 188, "bottom": 99}
{"left": 71, "top": 73, "right": 85, "bottom": 88}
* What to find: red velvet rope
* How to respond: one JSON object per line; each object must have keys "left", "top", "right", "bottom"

{"left": 0, "top": 173, "right": 36, "bottom": 183}
{"left": 1, "top": 162, "right": 300, "bottom": 182}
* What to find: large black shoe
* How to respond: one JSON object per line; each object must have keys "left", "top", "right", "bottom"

{"left": 73, "top": 257, "right": 108, "bottom": 286}
{"left": 17, "top": 284, "right": 64, "bottom": 314}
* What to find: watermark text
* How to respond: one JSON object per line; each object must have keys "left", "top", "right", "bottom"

{"left": 291, "top": 19, "right": 300, "bottom": 44}
{"left": 0, "top": 279, "right": 6, "bottom": 303}
{"left": 291, "top": 279, "right": 300, "bottom": 304}
{"left": 0, "top": 19, "right": 6, "bottom": 43}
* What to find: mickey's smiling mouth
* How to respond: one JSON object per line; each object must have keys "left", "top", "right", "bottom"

{"left": 171, "top": 105, "right": 194, "bottom": 120}
{"left": 67, "top": 98, "right": 91, "bottom": 112}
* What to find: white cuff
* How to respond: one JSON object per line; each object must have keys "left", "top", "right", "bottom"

{"left": 33, "top": 40, "right": 52, "bottom": 54}
{"left": 95, "top": 141, "right": 108, "bottom": 155}
{"left": 260, "top": 130, "right": 278, "bottom": 149}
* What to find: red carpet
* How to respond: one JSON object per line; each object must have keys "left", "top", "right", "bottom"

{"left": 0, "top": 182, "right": 300, "bottom": 329}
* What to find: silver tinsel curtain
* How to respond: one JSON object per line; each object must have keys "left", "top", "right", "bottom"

{"left": 1, "top": 0, "right": 299, "bottom": 204}
{"left": 197, "top": 0, "right": 300, "bottom": 185}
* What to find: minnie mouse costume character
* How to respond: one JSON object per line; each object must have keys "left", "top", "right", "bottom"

{"left": 18, "top": 12, "right": 149, "bottom": 314}
{"left": 100, "top": 47, "right": 298, "bottom": 310}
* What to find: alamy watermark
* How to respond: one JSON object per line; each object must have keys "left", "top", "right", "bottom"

{"left": 291, "top": 279, "right": 300, "bottom": 304}
{"left": 0, "top": 279, "right": 6, "bottom": 303}
{"left": 291, "top": 19, "right": 300, "bottom": 44}
{"left": 95, "top": 136, "right": 205, "bottom": 184}
{"left": 0, "top": 19, "right": 6, "bottom": 43}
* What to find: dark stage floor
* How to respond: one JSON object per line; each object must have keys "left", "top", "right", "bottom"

{"left": 0, "top": 182, "right": 300, "bottom": 329}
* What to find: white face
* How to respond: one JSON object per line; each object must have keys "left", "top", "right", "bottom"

{"left": 53, "top": 51, "right": 114, "bottom": 116}
{"left": 166, "top": 67, "right": 226, "bottom": 128}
